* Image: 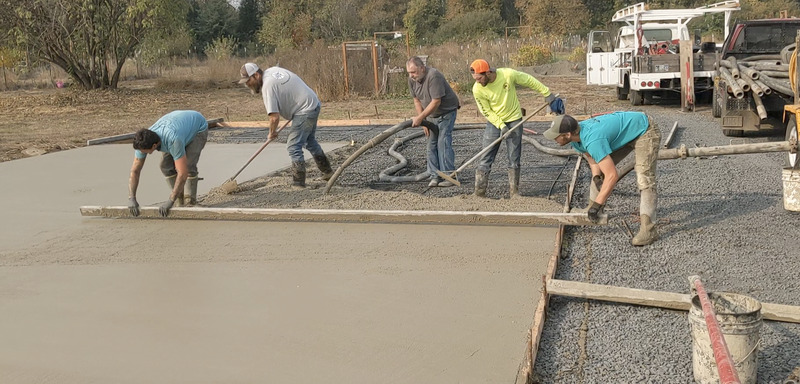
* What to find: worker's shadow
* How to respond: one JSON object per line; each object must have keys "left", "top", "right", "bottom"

{"left": 656, "top": 192, "right": 779, "bottom": 239}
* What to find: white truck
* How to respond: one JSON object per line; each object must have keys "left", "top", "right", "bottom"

{"left": 586, "top": 1, "right": 739, "bottom": 105}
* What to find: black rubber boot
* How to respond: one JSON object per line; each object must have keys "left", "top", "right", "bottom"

{"left": 185, "top": 176, "right": 199, "bottom": 206}
{"left": 313, "top": 154, "right": 334, "bottom": 181}
{"left": 474, "top": 169, "right": 489, "bottom": 197}
{"left": 292, "top": 161, "right": 306, "bottom": 189}
{"left": 508, "top": 168, "right": 520, "bottom": 197}
{"left": 165, "top": 175, "right": 184, "bottom": 207}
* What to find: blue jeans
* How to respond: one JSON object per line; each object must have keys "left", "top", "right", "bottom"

{"left": 286, "top": 104, "right": 323, "bottom": 163}
{"left": 477, "top": 118, "right": 523, "bottom": 173}
{"left": 428, "top": 110, "right": 457, "bottom": 180}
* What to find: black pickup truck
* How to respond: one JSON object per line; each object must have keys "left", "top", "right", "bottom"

{"left": 714, "top": 19, "right": 800, "bottom": 136}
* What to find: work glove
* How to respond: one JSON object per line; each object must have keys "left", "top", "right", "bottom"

{"left": 587, "top": 200, "right": 605, "bottom": 223}
{"left": 592, "top": 174, "right": 604, "bottom": 190}
{"left": 128, "top": 197, "right": 140, "bottom": 217}
{"left": 548, "top": 96, "right": 565, "bottom": 115}
{"left": 159, "top": 198, "right": 175, "bottom": 217}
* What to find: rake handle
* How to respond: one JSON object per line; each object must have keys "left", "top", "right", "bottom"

{"left": 228, "top": 119, "right": 290, "bottom": 181}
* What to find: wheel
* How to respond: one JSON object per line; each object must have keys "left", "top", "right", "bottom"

{"left": 630, "top": 89, "right": 643, "bottom": 106}
{"left": 722, "top": 129, "right": 744, "bottom": 137}
{"left": 712, "top": 87, "right": 722, "bottom": 118}
{"left": 787, "top": 115, "right": 799, "bottom": 168}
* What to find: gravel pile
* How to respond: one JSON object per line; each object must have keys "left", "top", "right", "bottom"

{"left": 533, "top": 106, "right": 800, "bottom": 383}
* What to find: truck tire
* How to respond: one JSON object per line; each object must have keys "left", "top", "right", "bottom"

{"left": 722, "top": 129, "right": 744, "bottom": 137}
{"left": 617, "top": 79, "right": 629, "bottom": 100}
{"left": 630, "top": 89, "right": 643, "bottom": 106}
{"left": 712, "top": 87, "right": 722, "bottom": 118}
{"left": 787, "top": 115, "right": 798, "bottom": 168}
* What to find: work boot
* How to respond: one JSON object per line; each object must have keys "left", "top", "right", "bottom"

{"left": 313, "top": 154, "right": 334, "bottom": 181}
{"left": 474, "top": 169, "right": 489, "bottom": 197}
{"left": 291, "top": 160, "right": 306, "bottom": 189}
{"left": 184, "top": 176, "right": 199, "bottom": 206}
{"left": 165, "top": 175, "right": 184, "bottom": 207}
{"left": 508, "top": 168, "right": 520, "bottom": 197}
{"left": 631, "top": 188, "right": 658, "bottom": 246}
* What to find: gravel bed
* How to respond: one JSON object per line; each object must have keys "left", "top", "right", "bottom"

{"left": 533, "top": 104, "right": 800, "bottom": 383}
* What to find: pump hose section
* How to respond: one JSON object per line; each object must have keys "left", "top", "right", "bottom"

{"left": 324, "top": 119, "right": 438, "bottom": 194}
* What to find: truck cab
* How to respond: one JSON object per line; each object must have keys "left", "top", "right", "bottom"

{"left": 715, "top": 19, "right": 800, "bottom": 136}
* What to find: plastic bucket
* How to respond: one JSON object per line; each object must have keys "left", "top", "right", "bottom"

{"left": 783, "top": 168, "right": 800, "bottom": 212}
{"left": 689, "top": 292, "right": 762, "bottom": 384}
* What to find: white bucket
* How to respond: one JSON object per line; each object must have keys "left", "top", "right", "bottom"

{"left": 689, "top": 292, "right": 762, "bottom": 384}
{"left": 783, "top": 168, "right": 800, "bottom": 212}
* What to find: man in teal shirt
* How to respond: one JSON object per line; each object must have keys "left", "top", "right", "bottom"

{"left": 128, "top": 110, "right": 209, "bottom": 217}
{"left": 543, "top": 112, "right": 661, "bottom": 246}
{"left": 470, "top": 59, "right": 562, "bottom": 197}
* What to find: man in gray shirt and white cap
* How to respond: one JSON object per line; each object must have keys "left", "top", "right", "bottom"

{"left": 239, "top": 62, "right": 333, "bottom": 188}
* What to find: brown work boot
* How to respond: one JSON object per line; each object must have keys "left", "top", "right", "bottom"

{"left": 631, "top": 214, "right": 659, "bottom": 246}
{"left": 184, "top": 176, "right": 199, "bottom": 206}
{"left": 508, "top": 168, "right": 520, "bottom": 197}
{"left": 291, "top": 161, "right": 306, "bottom": 189}
{"left": 313, "top": 154, "right": 334, "bottom": 181}
{"left": 474, "top": 169, "right": 489, "bottom": 197}
{"left": 166, "top": 175, "right": 184, "bottom": 207}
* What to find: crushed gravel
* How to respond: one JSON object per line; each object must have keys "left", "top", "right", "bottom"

{"left": 533, "top": 103, "right": 800, "bottom": 383}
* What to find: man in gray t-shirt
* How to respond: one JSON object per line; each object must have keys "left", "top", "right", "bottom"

{"left": 407, "top": 56, "right": 460, "bottom": 187}
{"left": 239, "top": 62, "right": 334, "bottom": 189}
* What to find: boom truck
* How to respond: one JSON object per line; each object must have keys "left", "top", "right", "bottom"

{"left": 714, "top": 18, "right": 800, "bottom": 137}
{"left": 587, "top": 1, "right": 739, "bottom": 106}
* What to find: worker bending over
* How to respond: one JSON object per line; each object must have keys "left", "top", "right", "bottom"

{"left": 543, "top": 112, "right": 661, "bottom": 246}
{"left": 128, "top": 110, "right": 209, "bottom": 217}
{"left": 470, "top": 59, "right": 563, "bottom": 197}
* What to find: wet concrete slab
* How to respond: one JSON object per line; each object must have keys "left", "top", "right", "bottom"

{"left": 0, "top": 143, "right": 556, "bottom": 383}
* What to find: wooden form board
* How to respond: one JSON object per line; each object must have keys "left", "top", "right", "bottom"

{"left": 80, "top": 206, "right": 607, "bottom": 227}
{"left": 546, "top": 279, "right": 800, "bottom": 324}
{"left": 86, "top": 118, "right": 224, "bottom": 146}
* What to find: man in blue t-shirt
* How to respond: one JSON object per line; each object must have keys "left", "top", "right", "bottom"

{"left": 543, "top": 112, "right": 661, "bottom": 246}
{"left": 128, "top": 110, "right": 209, "bottom": 217}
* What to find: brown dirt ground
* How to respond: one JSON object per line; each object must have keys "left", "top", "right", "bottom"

{"left": 0, "top": 65, "right": 616, "bottom": 163}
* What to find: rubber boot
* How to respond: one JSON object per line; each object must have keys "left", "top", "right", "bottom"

{"left": 184, "top": 176, "right": 199, "bottom": 206}
{"left": 292, "top": 161, "right": 306, "bottom": 189}
{"left": 165, "top": 175, "right": 184, "bottom": 207}
{"left": 313, "top": 154, "right": 334, "bottom": 181}
{"left": 631, "top": 188, "right": 658, "bottom": 246}
{"left": 508, "top": 168, "right": 520, "bottom": 197}
{"left": 474, "top": 169, "right": 489, "bottom": 197}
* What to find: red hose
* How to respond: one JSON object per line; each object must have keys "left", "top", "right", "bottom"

{"left": 693, "top": 278, "right": 741, "bottom": 384}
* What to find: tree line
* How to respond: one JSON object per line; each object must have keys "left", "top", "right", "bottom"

{"left": 1, "top": 0, "right": 798, "bottom": 89}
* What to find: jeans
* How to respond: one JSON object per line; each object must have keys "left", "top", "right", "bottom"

{"left": 286, "top": 104, "right": 323, "bottom": 163}
{"left": 476, "top": 118, "right": 523, "bottom": 173}
{"left": 160, "top": 129, "right": 208, "bottom": 178}
{"left": 428, "top": 109, "right": 457, "bottom": 180}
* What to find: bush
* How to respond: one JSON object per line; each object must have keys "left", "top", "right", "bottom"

{"left": 434, "top": 10, "right": 504, "bottom": 44}
{"left": 205, "top": 36, "right": 238, "bottom": 61}
{"left": 567, "top": 46, "right": 586, "bottom": 63}
{"left": 512, "top": 45, "right": 553, "bottom": 66}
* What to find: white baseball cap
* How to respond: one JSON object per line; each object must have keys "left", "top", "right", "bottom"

{"left": 238, "top": 62, "right": 259, "bottom": 84}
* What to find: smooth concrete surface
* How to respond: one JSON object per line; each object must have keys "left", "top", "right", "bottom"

{"left": 0, "top": 144, "right": 556, "bottom": 383}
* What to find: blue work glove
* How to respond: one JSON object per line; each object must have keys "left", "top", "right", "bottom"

{"left": 159, "top": 198, "right": 175, "bottom": 217}
{"left": 587, "top": 200, "right": 605, "bottom": 223}
{"left": 128, "top": 197, "right": 140, "bottom": 217}
{"left": 548, "top": 96, "right": 565, "bottom": 115}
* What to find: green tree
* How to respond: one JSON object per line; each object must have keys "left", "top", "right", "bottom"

{"left": 257, "top": 1, "right": 313, "bottom": 51}
{"left": 403, "top": 0, "right": 445, "bottom": 43}
{"left": 2, "top": 0, "right": 187, "bottom": 89}
{"left": 358, "top": 0, "right": 408, "bottom": 34}
{"left": 188, "top": 0, "right": 239, "bottom": 56}
{"left": 237, "top": 0, "right": 262, "bottom": 44}
{"left": 314, "top": 0, "right": 361, "bottom": 41}
{"left": 516, "top": 0, "right": 589, "bottom": 36}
